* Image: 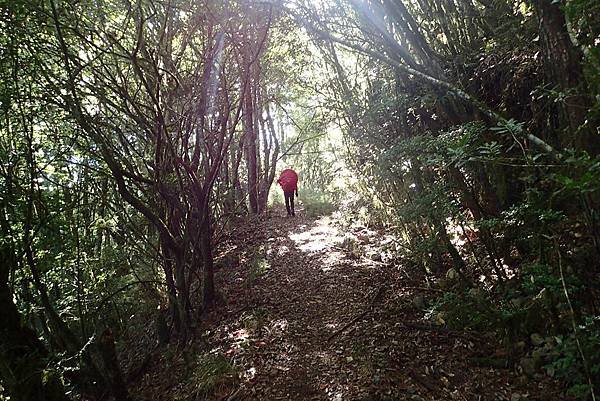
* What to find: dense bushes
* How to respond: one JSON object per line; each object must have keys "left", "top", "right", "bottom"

{"left": 305, "top": 0, "right": 600, "bottom": 397}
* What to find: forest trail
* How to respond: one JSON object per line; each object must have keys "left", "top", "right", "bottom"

{"left": 198, "top": 206, "right": 569, "bottom": 401}
{"left": 137, "top": 206, "right": 568, "bottom": 401}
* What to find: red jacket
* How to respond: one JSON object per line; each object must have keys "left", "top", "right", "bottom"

{"left": 277, "top": 169, "right": 298, "bottom": 192}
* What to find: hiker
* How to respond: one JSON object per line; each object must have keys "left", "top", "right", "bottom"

{"left": 276, "top": 168, "right": 298, "bottom": 216}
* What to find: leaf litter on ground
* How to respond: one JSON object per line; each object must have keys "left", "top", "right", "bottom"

{"left": 129, "top": 206, "right": 573, "bottom": 401}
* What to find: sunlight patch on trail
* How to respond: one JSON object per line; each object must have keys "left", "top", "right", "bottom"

{"left": 320, "top": 250, "right": 347, "bottom": 271}
{"left": 269, "top": 244, "right": 289, "bottom": 257}
{"left": 268, "top": 318, "right": 289, "bottom": 335}
{"left": 288, "top": 216, "right": 345, "bottom": 253}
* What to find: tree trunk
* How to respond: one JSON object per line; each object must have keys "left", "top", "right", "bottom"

{"left": 243, "top": 62, "right": 259, "bottom": 214}
{"left": 160, "top": 240, "right": 180, "bottom": 336}
{"left": 531, "top": 0, "right": 598, "bottom": 153}
{"left": 0, "top": 248, "right": 70, "bottom": 401}
{"left": 199, "top": 206, "right": 215, "bottom": 308}
{"left": 173, "top": 248, "right": 190, "bottom": 342}
{"left": 97, "top": 329, "right": 132, "bottom": 401}
{"left": 257, "top": 101, "right": 280, "bottom": 212}
{"left": 532, "top": 0, "right": 583, "bottom": 90}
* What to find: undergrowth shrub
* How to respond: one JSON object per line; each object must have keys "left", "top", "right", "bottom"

{"left": 241, "top": 307, "right": 269, "bottom": 331}
{"left": 544, "top": 317, "right": 600, "bottom": 399}
{"left": 269, "top": 184, "right": 336, "bottom": 218}
{"left": 342, "top": 115, "right": 600, "bottom": 398}
{"left": 298, "top": 188, "right": 337, "bottom": 218}
{"left": 434, "top": 291, "right": 499, "bottom": 332}
{"left": 188, "top": 352, "right": 236, "bottom": 400}
{"left": 247, "top": 248, "right": 270, "bottom": 285}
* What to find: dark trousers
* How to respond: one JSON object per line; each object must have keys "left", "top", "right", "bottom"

{"left": 284, "top": 191, "right": 295, "bottom": 216}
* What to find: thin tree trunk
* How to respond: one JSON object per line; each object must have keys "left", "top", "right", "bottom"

{"left": 200, "top": 206, "right": 215, "bottom": 308}
{"left": 244, "top": 68, "right": 259, "bottom": 213}
{"left": 0, "top": 247, "right": 70, "bottom": 401}
{"left": 97, "top": 329, "right": 132, "bottom": 401}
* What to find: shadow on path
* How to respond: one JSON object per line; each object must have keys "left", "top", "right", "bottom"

{"left": 209, "top": 207, "right": 569, "bottom": 401}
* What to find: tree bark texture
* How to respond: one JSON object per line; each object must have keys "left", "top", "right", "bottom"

{"left": 98, "top": 329, "right": 132, "bottom": 401}
{"left": 0, "top": 247, "right": 69, "bottom": 401}
{"left": 531, "top": 0, "right": 598, "bottom": 153}
{"left": 244, "top": 68, "right": 259, "bottom": 214}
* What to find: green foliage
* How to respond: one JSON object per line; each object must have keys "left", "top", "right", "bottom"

{"left": 345, "top": 95, "right": 600, "bottom": 395}
{"left": 521, "top": 263, "right": 580, "bottom": 301}
{"left": 247, "top": 248, "right": 271, "bottom": 285}
{"left": 241, "top": 307, "right": 269, "bottom": 332}
{"left": 436, "top": 283, "right": 561, "bottom": 347}
{"left": 543, "top": 317, "right": 600, "bottom": 399}
{"left": 564, "top": 0, "right": 600, "bottom": 49}
{"left": 299, "top": 188, "right": 337, "bottom": 218}
{"left": 189, "top": 352, "right": 236, "bottom": 400}
{"left": 554, "top": 150, "right": 600, "bottom": 195}
{"left": 434, "top": 291, "right": 500, "bottom": 332}
{"left": 2, "top": 0, "right": 600, "bottom": 398}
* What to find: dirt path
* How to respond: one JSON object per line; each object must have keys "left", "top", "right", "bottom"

{"left": 206, "top": 208, "right": 569, "bottom": 401}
